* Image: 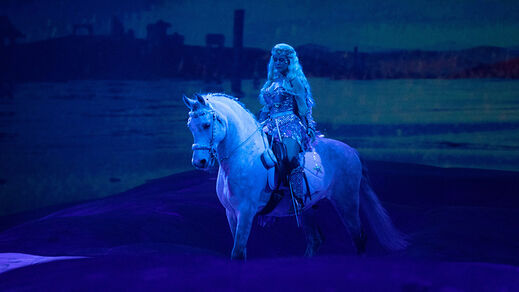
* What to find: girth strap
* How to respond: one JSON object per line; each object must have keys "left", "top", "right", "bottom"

{"left": 257, "top": 190, "right": 284, "bottom": 215}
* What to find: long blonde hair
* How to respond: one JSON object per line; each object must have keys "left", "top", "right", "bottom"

{"left": 259, "top": 43, "right": 314, "bottom": 108}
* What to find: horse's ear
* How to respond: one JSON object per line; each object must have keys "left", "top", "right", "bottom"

{"left": 194, "top": 93, "right": 206, "bottom": 106}
{"left": 183, "top": 95, "right": 196, "bottom": 109}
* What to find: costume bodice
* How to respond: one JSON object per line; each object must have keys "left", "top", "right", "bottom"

{"left": 262, "top": 80, "right": 296, "bottom": 115}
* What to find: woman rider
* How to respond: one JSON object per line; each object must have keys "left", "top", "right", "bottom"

{"left": 258, "top": 43, "right": 317, "bottom": 202}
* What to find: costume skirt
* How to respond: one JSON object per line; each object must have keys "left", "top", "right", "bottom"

{"left": 264, "top": 111, "right": 308, "bottom": 150}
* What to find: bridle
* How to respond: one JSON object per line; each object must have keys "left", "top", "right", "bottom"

{"left": 190, "top": 109, "right": 263, "bottom": 166}
{"left": 191, "top": 110, "right": 218, "bottom": 166}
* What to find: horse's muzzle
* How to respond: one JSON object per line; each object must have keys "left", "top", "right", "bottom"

{"left": 193, "top": 158, "right": 208, "bottom": 169}
{"left": 192, "top": 157, "right": 216, "bottom": 170}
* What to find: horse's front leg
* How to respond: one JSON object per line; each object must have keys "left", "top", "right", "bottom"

{"left": 231, "top": 205, "right": 255, "bottom": 260}
{"left": 226, "top": 209, "right": 237, "bottom": 240}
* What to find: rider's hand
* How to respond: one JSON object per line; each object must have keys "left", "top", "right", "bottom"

{"left": 307, "top": 127, "right": 316, "bottom": 140}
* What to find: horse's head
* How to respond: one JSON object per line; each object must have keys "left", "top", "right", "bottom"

{"left": 184, "top": 93, "right": 227, "bottom": 170}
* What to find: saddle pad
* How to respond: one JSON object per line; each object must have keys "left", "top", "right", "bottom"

{"left": 267, "top": 150, "right": 325, "bottom": 194}
{"left": 303, "top": 150, "right": 325, "bottom": 194}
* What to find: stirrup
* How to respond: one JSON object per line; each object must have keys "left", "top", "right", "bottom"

{"left": 289, "top": 179, "right": 303, "bottom": 228}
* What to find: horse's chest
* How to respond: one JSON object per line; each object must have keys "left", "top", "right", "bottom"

{"left": 216, "top": 171, "right": 247, "bottom": 209}
{"left": 216, "top": 172, "right": 232, "bottom": 208}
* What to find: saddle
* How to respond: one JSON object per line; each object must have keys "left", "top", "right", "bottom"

{"left": 258, "top": 141, "right": 325, "bottom": 215}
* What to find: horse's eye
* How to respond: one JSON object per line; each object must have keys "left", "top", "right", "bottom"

{"left": 202, "top": 123, "right": 210, "bottom": 129}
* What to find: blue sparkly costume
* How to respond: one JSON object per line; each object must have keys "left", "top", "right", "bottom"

{"left": 261, "top": 80, "right": 309, "bottom": 149}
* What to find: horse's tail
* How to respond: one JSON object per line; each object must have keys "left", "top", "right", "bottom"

{"left": 359, "top": 166, "right": 408, "bottom": 251}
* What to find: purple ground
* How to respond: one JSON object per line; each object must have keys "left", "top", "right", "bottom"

{"left": 0, "top": 161, "right": 518, "bottom": 291}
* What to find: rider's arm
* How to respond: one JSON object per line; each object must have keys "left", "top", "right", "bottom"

{"left": 258, "top": 106, "right": 269, "bottom": 123}
{"left": 289, "top": 78, "right": 308, "bottom": 117}
{"left": 289, "top": 78, "right": 317, "bottom": 139}
{"left": 257, "top": 90, "right": 270, "bottom": 123}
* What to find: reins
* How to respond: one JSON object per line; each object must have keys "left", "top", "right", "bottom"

{"left": 219, "top": 124, "right": 263, "bottom": 162}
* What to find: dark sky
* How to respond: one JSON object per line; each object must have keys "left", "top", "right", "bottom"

{"left": 2, "top": 0, "right": 519, "bottom": 51}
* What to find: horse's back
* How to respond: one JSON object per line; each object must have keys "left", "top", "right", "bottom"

{"left": 312, "top": 137, "right": 362, "bottom": 189}
{"left": 313, "top": 137, "right": 361, "bottom": 168}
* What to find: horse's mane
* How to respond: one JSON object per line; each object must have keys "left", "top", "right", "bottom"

{"left": 204, "top": 93, "right": 260, "bottom": 126}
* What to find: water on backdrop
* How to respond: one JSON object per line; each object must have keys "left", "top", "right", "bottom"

{"left": 1, "top": 78, "right": 518, "bottom": 215}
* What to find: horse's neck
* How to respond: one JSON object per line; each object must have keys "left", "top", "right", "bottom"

{"left": 217, "top": 107, "right": 263, "bottom": 167}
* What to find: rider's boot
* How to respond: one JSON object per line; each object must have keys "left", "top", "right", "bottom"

{"left": 288, "top": 164, "right": 306, "bottom": 207}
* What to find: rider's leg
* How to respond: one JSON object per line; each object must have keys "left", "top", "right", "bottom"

{"left": 284, "top": 138, "right": 305, "bottom": 202}
{"left": 284, "top": 138, "right": 301, "bottom": 162}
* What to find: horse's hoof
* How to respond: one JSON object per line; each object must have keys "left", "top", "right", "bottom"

{"left": 231, "top": 249, "right": 247, "bottom": 261}
{"left": 356, "top": 248, "right": 366, "bottom": 256}
{"left": 231, "top": 255, "right": 246, "bottom": 261}
{"left": 354, "top": 229, "right": 367, "bottom": 255}
{"left": 304, "top": 249, "right": 316, "bottom": 258}
{"left": 304, "top": 241, "right": 323, "bottom": 258}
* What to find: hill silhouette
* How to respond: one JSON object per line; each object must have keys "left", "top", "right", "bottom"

{"left": 451, "top": 57, "right": 519, "bottom": 79}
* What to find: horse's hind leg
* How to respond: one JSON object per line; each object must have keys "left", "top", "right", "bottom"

{"left": 329, "top": 180, "right": 366, "bottom": 255}
{"left": 302, "top": 206, "right": 324, "bottom": 257}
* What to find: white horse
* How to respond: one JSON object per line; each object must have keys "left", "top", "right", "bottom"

{"left": 184, "top": 93, "right": 407, "bottom": 260}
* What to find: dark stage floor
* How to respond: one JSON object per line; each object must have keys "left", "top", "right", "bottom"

{"left": 1, "top": 161, "right": 518, "bottom": 291}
